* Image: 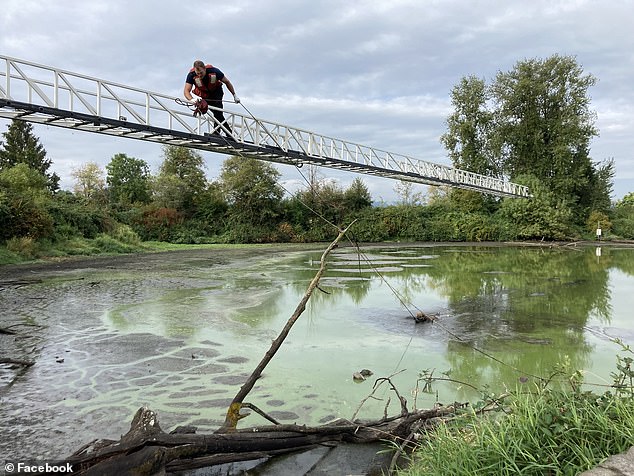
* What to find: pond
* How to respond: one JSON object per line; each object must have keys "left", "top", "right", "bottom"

{"left": 1, "top": 243, "right": 634, "bottom": 461}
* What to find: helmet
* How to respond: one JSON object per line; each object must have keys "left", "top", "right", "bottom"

{"left": 193, "top": 99, "right": 208, "bottom": 117}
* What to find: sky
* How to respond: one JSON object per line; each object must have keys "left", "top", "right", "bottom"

{"left": 1, "top": 0, "right": 633, "bottom": 203}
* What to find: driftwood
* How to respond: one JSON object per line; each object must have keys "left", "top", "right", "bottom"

{"left": 57, "top": 404, "right": 457, "bottom": 475}
{"left": 414, "top": 311, "right": 438, "bottom": 323}
{"left": 0, "top": 357, "right": 34, "bottom": 366}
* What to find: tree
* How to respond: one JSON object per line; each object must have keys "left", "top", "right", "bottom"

{"left": 106, "top": 153, "right": 151, "bottom": 206}
{"left": 0, "top": 163, "right": 54, "bottom": 240}
{"left": 159, "top": 146, "right": 207, "bottom": 191}
{"left": 442, "top": 55, "right": 611, "bottom": 227}
{"left": 153, "top": 146, "right": 207, "bottom": 213}
{"left": 220, "top": 155, "right": 283, "bottom": 226}
{"left": 441, "top": 76, "right": 500, "bottom": 176}
{"left": 343, "top": 178, "right": 372, "bottom": 211}
{"left": 0, "top": 119, "right": 59, "bottom": 191}
{"left": 492, "top": 55, "right": 601, "bottom": 220}
{"left": 72, "top": 162, "right": 106, "bottom": 203}
{"left": 617, "top": 192, "right": 634, "bottom": 208}
{"left": 496, "top": 174, "right": 574, "bottom": 240}
{"left": 393, "top": 180, "right": 425, "bottom": 206}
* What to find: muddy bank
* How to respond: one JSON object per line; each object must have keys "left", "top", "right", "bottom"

{"left": 1, "top": 246, "right": 319, "bottom": 461}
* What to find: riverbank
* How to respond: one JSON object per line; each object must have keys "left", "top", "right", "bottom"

{"left": 3, "top": 237, "right": 633, "bottom": 271}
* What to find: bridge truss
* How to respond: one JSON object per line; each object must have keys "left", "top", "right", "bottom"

{"left": 0, "top": 55, "right": 530, "bottom": 198}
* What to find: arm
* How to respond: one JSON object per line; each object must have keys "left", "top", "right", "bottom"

{"left": 183, "top": 82, "right": 196, "bottom": 102}
{"left": 221, "top": 77, "right": 240, "bottom": 103}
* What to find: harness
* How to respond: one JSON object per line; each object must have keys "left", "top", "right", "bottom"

{"left": 190, "top": 64, "right": 221, "bottom": 98}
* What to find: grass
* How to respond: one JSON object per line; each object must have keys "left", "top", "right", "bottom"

{"left": 0, "top": 236, "right": 325, "bottom": 266}
{"left": 398, "top": 353, "right": 634, "bottom": 476}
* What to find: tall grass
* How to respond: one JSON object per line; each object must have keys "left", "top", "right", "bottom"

{"left": 400, "top": 350, "right": 634, "bottom": 475}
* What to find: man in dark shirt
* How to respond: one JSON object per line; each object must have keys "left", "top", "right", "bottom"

{"left": 184, "top": 60, "right": 240, "bottom": 136}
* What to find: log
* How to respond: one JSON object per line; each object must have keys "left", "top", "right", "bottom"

{"left": 57, "top": 404, "right": 457, "bottom": 475}
{"left": 0, "top": 357, "right": 35, "bottom": 366}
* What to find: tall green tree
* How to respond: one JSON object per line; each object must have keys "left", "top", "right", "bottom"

{"left": 153, "top": 146, "right": 207, "bottom": 213}
{"left": 343, "top": 178, "right": 372, "bottom": 212}
{"left": 220, "top": 155, "right": 283, "bottom": 226}
{"left": 106, "top": 153, "right": 151, "bottom": 206}
{"left": 492, "top": 55, "right": 602, "bottom": 220}
{"left": 441, "top": 76, "right": 500, "bottom": 176}
{"left": 442, "top": 55, "right": 611, "bottom": 226}
{"left": 0, "top": 119, "right": 59, "bottom": 191}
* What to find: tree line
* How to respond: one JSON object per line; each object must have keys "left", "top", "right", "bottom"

{"left": 1, "top": 55, "right": 634, "bottom": 258}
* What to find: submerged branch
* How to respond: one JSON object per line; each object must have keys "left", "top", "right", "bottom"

{"left": 218, "top": 221, "right": 357, "bottom": 432}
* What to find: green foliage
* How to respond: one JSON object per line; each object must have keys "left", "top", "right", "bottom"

{"left": 0, "top": 164, "right": 54, "bottom": 240}
{"left": 108, "top": 224, "right": 142, "bottom": 246}
{"left": 441, "top": 75, "right": 500, "bottom": 176}
{"left": 106, "top": 153, "right": 151, "bottom": 206}
{"left": 93, "top": 233, "right": 138, "bottom": 254}
{"left": 190, "top": 181, "right": 228, "bottom": 236}
{"left": 496, "top": 175, "right": 575, "bottom": 240}
{"left": 5, "top": 236, "right": 40, "bottom": 259}
{"left": 46, "top": 191, "right": 112, "bottom": 240}
{"left": 0, "top": 162, "right": 49, "bottom": 196}
{"left": 152, "top": 172, "right": 190, "bottom": 210}
{"left": 441, "top": 55, "right": 610, "bottom": 228}
{"left": 617, "top": 192, "right": 634, "bottom": 208}
{"left": 401, "top": 353, "right": 634, "bottom": 476}
{"left": 612, "top": 201, "right": 634, "bottom": 239}
{"left": 155, "top": 146, "right": 207, "bottom": 213}
{"left": 586, "top": 210, "right": 611, "bottom": 235}
{"left": 220, "top": 155, "right": 283, "bottom": 226}
{"left": 343, "top": 178, "right": 372, "bottom": 211}
{"left": 0, "top": 119, "right": 59, "bottom": 191}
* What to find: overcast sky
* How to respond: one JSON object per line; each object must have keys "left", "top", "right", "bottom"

{"left": 1, "top": 0, "right": 633, "bottom": 202}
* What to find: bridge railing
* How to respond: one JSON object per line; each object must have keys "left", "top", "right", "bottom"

{"left": 0, "top": 55, "right": 530, "bottom": 198}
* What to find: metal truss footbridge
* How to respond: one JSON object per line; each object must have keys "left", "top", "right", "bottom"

{"left": 0, "top": 55, "right": 530, "bottom": 198}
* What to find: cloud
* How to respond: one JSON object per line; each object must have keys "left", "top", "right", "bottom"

{"left": 1, "top": 0, "right": 633, "bottom": 199}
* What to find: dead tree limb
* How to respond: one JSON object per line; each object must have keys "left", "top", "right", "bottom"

{"left": 217, "top": 221, "right": 357, "bottom": 432}
{"left": 0, "top": 357, "right": 35, "bottom": 366}
{"left": 58, "top": 404, "right": 457, "bottom": 475}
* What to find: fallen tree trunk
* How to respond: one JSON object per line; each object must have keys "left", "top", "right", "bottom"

{"left": 58, "top": 404, "right": 457, "bottom": 475}
{"left": 0, "top": 357, "right": 34, "bottom": 366}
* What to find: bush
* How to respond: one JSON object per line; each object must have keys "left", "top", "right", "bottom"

{"left": 400, "top": 349, "right": 634, "bottom": 476}
{"left": 586, "top": 210, "right": 611, "bottom": 235}
{"left": 6, "top": 236, "right": 39, "bottom": 259}
{"left": 133, "top": 206, "right": 183, "bottom": 241}
{"left": 93, "top": 234, "right": 136, "bottom": 253}
{"left": 47, "top": 197, "right": 112, "bottom": 239}
{"left": 109, "top": 224, "right": 142, "bottom": 246}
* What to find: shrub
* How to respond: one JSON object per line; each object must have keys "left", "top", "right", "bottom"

{"left": 6, "top": 236, "right": 39, "bottom": 259}
{"left": 93, "top": 234, "right": 135, "bottom": 253}
{"left": 133, "top": 206, "right": 183, "bottom": 241}
{"left": 586, "top": 210, "right": 612, "bottom": 235}
{"left": 109, "top": 224, "right": 142, "bottom": 246}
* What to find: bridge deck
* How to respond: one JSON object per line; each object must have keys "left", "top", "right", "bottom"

{"left": 0, "top": 55, "right": 530, "bottom": 198}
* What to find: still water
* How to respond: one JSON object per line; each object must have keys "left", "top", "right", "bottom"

{"left": 1, "top": 243, "right": 634, "bottom": 460}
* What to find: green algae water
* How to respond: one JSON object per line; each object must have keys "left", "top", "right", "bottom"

{"left": 1, "top": 243, "right": 633, "bottom": 460}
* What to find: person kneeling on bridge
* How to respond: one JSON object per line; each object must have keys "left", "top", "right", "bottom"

{"left": 184, "top": 60, "right": 240, "bottom": 137}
